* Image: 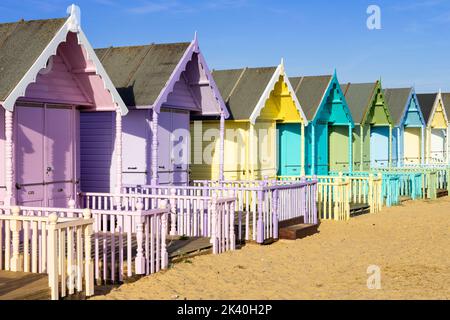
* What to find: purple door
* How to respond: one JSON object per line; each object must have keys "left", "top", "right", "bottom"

{"left": 171, "top": 110, "right": 189, "bottom": 185}
{"left": 16, "top": 105, "right": 45, "bottom": 206}
{"left": 157, "top": 110, "right": 172, "bottom": 184}
{"left": 15, "top": 103, "right": 75, "bottom": 207}
{"left": 45, "top": 105, "right": 74, "bottom": 207}
{"left": 122, "top": 110, "right": 150, "bottom": 185}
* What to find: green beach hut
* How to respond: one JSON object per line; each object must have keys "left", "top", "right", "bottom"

{"left": 341, "top": 81, "right": 393, "bottom": 170}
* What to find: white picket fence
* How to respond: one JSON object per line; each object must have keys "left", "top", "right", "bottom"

{"left": 0, "top": 206, "right": 94, "bottom": 300}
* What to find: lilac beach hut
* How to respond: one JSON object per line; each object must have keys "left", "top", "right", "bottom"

{"left": 80, "top": 35, "right": 228, "bottom": 192}
{"left": 0, "top": 6, "right": 127, "bottom": 207}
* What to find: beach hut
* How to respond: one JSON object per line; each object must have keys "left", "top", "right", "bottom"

{"left": 417, "top": 92, "right": 448, "bottom": 164}
{"left": 0, "top": 5, "right": 127, "bottom": 207}
{"left": 384, "top": 88, "right": 425, "bottom": 166}
{"left": 80, "top": 35, "right": 227, "bottom": 191}
{"left": 190, "top": 61, "right": 307, "bottom": 181}
{"left": 289, "top": 72, "right": 354, "bottom": 175}
{"left": 340, "top": 81, "right": 393, "bottom": 170}
{"left": 441, "top": 93, "right": 450, "bottom": 164}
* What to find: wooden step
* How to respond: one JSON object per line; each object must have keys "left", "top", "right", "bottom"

{"left": 350, "top": 202, "right": 370, "bottom": 216}
{"left": 279, "top": 223, "right": 319, "bottom": 240}
{"left": 400, "top": 196, "right": 412, "bottom": 203}
{"left": 437, "top": 189, "right": 448, "bottom": 198}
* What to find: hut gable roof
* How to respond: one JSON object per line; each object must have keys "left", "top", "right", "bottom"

{"left": 416, "top": 93, "right": 438, "bottom": 125}
{"left": 212, "top": 67, "right": 276, "bottom": 120}
{"left": 96, "top": 38, "right": 228, "bottom": 117}
{"left": 95, "top": 43, "right": 190, "bottom": 108}
{"left": 340, "top": 82, "right": 377, "bottom": 124}
{"left": 441, "top": 93, "right": 450, "bottom": 121}
{"left": 0, "top": 5, "right": 127, "bottom": 114}
{"left": 0, "top": 18, "right": 66, "bottom": 102}
{"left": 383, "top": 87, "right": 413, "bottom": 126}
{"left": 289, "top": 75, "right": 332, "bottom": 121}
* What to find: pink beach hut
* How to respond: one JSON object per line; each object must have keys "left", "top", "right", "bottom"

{"left": 80, "top": 35, "right": 228, "bottom": 192}
{"left": 0, "top": 5, "right": 127, "bottom": 207}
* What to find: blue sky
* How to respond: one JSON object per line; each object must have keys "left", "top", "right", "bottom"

{"left": 1, "top": 0, "right": 450, "bottom": 92}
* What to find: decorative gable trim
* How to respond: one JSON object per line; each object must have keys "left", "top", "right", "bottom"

{"left": 399, "top": 88, "right": 425, "bottom": 127}
{"left": 249, "top": 59, "right": 308, "bottom": 125}
{"left": 313, "top": 72, "right": 354, "bottom": 126}
{"left": 2, "top": 5, "right": 128, "bottom": 115}
{"left": 428, "top": 91, "right": 448, "bottom": 127}
{"left": 152, "top": 34, "right": 229, "bottom": 118}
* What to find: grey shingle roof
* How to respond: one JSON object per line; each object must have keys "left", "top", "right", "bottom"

{"left": 290, "top": 75, "right": 332, "bottom": 121}
{"left": 441, "top": 93, "right": 450, "bottom": 121}
{"left": 95, "top": 42, "right": 190, "bottom": 107}
{"left": 340, "top": 82, "right": 377, "bottom": 124}
{"left": 0, "top": 18, "right": 66, "bottom": 101}
{"left": 383, "top": 88, "right": 413, "bottom": 126}
{"left": 416, "top": 93, "right": 437, "bottom": 124}
{"left": 211, "top": 67, "right": 276, "bottom": 120}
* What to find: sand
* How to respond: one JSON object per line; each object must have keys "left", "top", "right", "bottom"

{"left": 92, "top": 197, "right": 450, "bottom": 300}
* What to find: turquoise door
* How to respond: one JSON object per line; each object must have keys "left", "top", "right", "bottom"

{"left": 277, "top": 123, "right": 302, "bottom": 176}
{"left": 316, "top": 123, "right": 328, "bottom": 175}
{"left": 370, "top": 126, "right": 390, "bottom": 168}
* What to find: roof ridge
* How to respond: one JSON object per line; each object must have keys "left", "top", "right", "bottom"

{"left": 342, "top": 82, "right": 351, "bottom": 96}
{"left": 125, "top": 44, "right": 154, "bottom": 87}
{"left": 294, "top": 76, "right": 304, "bottom": 93}
{"left": 96, "top": 42, "right": 191, "bottom": 51}
{"left": 225, "top": 67, "right": 247, "bottom": 103}
{"left": 98, "top": 46, "right": 112, "bottom": 63}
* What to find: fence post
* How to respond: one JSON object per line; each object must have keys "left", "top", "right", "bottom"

{"left": 169, "top": 188, "right": 177, "bottom": 236}
{"left": 210, "top": 193, "right": 218, "bottom": 254}
{"left": 135, "top": 202, "right": 146, "bottom": 275}
{"left": 377, "top": 173, "right": 383, "bottom": 212}
{"left": 10, "top": 206, "right": 22, "bottom": 272}
{"left": 160, "top": 199, "right": 169, "bottom": 269}
{"left": 228, "top": 190, "right": 236, "bottom": 251}
{"left": 271, "top": 188, "right": 279, "bottom": 239}
{"left": 48, "top": 213, "right": 59, "bottom": 300}
{"left": 256, "top": 181, "right": 265, "bottom": 244}
{"left": 312, "top": 175, "right": 318, "bottom": 224}
{"left": 345, "top": 177, "right": 351, "bottom": 220}
{"left": 83, "top": 209, "right": 94, "bottom": 297}
{"left": 369, "top": 174, "right": 374, "bottom": 213}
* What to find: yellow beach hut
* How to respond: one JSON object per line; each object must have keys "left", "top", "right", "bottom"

{"left": 190, "top": 60, "right": 308, "bottom": 181}
{"left": 441, "top": 93, "right": 450, "bottom": 164}
{"left": 417, "top": 92, "right": 449, "bottom": 164}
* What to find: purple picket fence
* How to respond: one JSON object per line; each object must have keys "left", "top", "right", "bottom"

{"left": 79, "top": 192, "right": 237, "bottom": 255}
{"left": 123, "top": 178, "right": 318, "bottom": 244}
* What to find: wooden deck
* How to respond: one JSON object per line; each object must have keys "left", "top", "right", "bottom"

{"left": 0, "top": 235, "right": 214, "bottom": 300}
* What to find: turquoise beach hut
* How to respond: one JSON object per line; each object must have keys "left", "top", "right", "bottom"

{"left": 289, "top": 72, "right": 354, "bottom": 175}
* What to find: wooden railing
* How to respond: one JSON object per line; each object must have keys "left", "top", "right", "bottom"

{"left": 280, "top": 173, "right": 383, "bottom": 215}
{"left": 124, "top": 179, "right": 318, "bottom": 244}
{"left": 1, "top": 203, "right": 169, "bottom": 287}
{"left": 79, "top": 192, "right": 237, "bottom": 254}
{"left": 0, "top": 206, "right": 94, "bottom": 300}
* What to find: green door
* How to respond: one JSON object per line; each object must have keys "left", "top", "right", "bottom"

{"left": 277, "top": 123, "right": 302, "bottom": 176}
{"left": 329, "top": 125, "right": 349, "bottom": 172}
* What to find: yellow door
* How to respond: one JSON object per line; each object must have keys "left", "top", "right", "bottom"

{"left": 252, "top": 121, "right": 276, "bottom": 179}
{"left": 404, "top": 127, "right": 421, "bottom": 164}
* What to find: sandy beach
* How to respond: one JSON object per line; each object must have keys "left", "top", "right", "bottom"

{"left": 93, "top": 197, "right": 450, "bottom": 300}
